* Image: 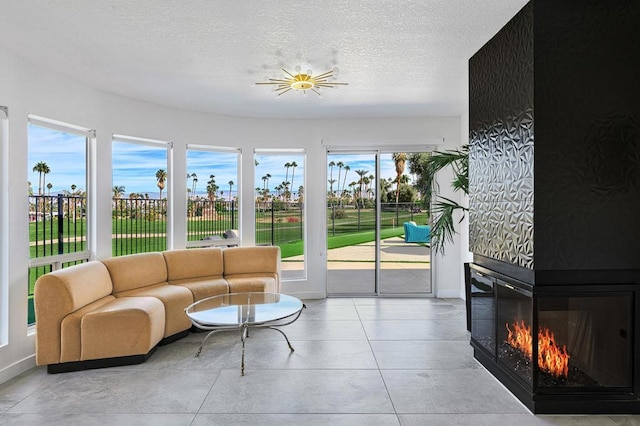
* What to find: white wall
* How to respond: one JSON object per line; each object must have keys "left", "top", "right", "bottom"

{"left": 0, "top": 47, "right": 465, "bottom": 384}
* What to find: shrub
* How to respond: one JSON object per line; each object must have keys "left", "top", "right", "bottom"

{"left": 331, "top": 209, "right": 347, "bottom": 219}
{"left": 286, "top": 216, "right": 300, "bottom": 223}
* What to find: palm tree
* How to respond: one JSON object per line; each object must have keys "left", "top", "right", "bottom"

{"left": 155, "top": 169, "right": 167, "bottom": 199}
{"left": 46, "top": 182, "right": 53, "bottom": 195}
{"left": 392, "top": 152, "right": 407, "bottom": 204}
{"left": 423, "top": 145, "right": 469, "bottom": 254}
{"left": 328, "top": 179, "right": 336, "bottom": 200}
{"left": 328, "top": 161, "right": 335, "bottom": 205}
{"left": 206, "top": 175, "right": 217, "bottom": 202}
{"left": 368, "top": 174, "right": 375, "bottom": 199}
{"left": 284, "top": 162, "right": 292, "bottom": 189}
{"left": 341, "top": 165, "right": 350, "bottom": 202}
{"left": 113, "top": 185, "right": 125, "bottom": 198}
{"left": 113, "top": 185, "right": 125, "bottom": 212}
{"left": 297, "top": 185, "right": 304, "bottom": 203}
{"left": 191, "top": 173, "right": 198, "bottom": 198}
{"left": 336, "top": 161, "right": 344, "bottom": 200}
{"left": 289, "top": 161, "right": 298, "bottom": 201}
{"left": 355, "top": 169, "right": 368, "bottom": 206}
{"left": 228, "top": 180, "right": 234, "bottom": 202}
{"left": 32, "top": 161, "right": 49, "bottom": 196}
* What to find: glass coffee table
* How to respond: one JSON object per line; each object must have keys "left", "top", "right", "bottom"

{"left": 185, "top": 292, "right": 305, "bottom": 375}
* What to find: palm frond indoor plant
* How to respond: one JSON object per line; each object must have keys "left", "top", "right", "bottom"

{"left": 423, "top": 144, "right": 469, "bottom": 254}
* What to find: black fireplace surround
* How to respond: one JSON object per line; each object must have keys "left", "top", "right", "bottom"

{"left": 470, "top": 262, "right": 640, "bottom": 413}
{"left": 468, "top": 0, "right": 640, "bottom": 414}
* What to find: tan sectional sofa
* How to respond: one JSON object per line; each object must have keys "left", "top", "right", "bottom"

{"left": 34, "top": 246, "right": 280, "bottom": 373}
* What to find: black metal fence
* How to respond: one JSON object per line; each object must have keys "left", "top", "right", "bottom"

{"left": 112, "top": 197, "right": 167, "bottom": 255}
{"left": 255, "top": 201, "right": 304, "bottom": 246}
{"left": 187, "top": 199, "right": 237, "bottom": 242}
{"left": 327, "top": 202, "right": 427, "bottom": 236}
{"left": 29, "top": 194, "right": 87, "bottom": 257}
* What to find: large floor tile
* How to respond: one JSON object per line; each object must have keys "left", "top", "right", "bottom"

{"left": 0, "top": 413, "right": 195, "bottom": 426}
{"left": 193, "top": 413, "right": 400, "bottom": 425}
{"left": 129, "top": 339, "right": 236, "bottom": 371}
{"left": 398, "top": 414, "right": 621, "bottom": 426}
{"left": 298, "top": 302, "right": 361, "bottom": 321}
{"left": 356, "top": 303, "right": 465, "bottom": 321}
{"left": 382, "top": 369, "right": 529, "bottom": 414}
{"left": 226, "top": 339, "right": 378, "bottom": 371}
{"left": 371, "top": 340, "right": 479, "bottom": 370}
{"left": 0, "top": 367, "right": 56, "bottom": 413}
{"left": 200, "top": 369, "right": 394, "bottom": 414}
{"left": 362, "top": 319, "right": 470, "bottom": 341}
{"left": 247, "top": 319, "right": 368, "bottom": 341}
{"left": 7, "top": 369, "right": 213, "bottom": 415}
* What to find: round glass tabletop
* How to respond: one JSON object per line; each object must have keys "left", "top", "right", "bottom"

{"left": 185, "top": 292, "right": 303, "bottom": 327}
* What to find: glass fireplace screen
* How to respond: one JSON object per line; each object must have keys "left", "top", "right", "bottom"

{"left": 495, "top": 283, "right": 633, "bottom": 391}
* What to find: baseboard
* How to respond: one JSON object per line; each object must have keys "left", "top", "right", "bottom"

{"left": 0, "top": 354, "right": 36, "bottom": 385}
{"left": 435, "top": 289, "right": 464, "bottom": 299}
{"left": 283, "top": 290, "right": 326, "bottom": 300}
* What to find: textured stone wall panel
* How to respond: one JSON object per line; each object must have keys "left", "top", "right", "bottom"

{"left": 469, "top": 3, "right": 535, "bottom": 269}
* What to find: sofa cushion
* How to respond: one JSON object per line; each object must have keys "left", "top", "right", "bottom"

{"left": 223, "top": 246, "right": 280, "bottom": 293}
{"left": 59, "top": 295, "right": 117, "bottom": 363}
{"left": 115, "top": 283, "right": 193, "bottom": 337}
{"left": 81, "top": 297, "right": 165, "bottom": 361}
{"left": 226, "top": 275, "right": 278, "bottom": 294}
{"left": 34, "top": 261, "right": 114, "bottom": 366}
{"left": 102, "top": 252, "right": 168, "bottom": 293}
{"left": 222, "top": 246, "right": 280, "bottom": 276}
{"left": 169, "top": 277, "right": 229, "bottom": 301}
{"left": 163, "top": 248, "right": 224, "bottom": 281}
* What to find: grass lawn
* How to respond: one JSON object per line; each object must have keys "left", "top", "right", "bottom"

{"left": 279, "top": 226, "right": 405, "bottom": 258}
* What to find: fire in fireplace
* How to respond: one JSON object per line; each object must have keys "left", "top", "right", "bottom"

{"left": 505, "top": 320, "right": 569, "bottom": 379}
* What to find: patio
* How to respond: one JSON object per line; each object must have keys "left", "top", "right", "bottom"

{"left": 282, "top": 236, "right": 431, "bottom": 295}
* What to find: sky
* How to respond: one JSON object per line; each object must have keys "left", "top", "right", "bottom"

{"left": 28, "top": 124, "right": 86, "bottom": 194}
{"left": 28, "top": 124, "right": 412, "bottom": 199}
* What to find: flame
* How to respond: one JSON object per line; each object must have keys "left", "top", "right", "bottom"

{"left": 506, "top": 320, "right": 570, "bottom": 378}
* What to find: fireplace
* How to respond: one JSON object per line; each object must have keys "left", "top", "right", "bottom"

{"left": 467, "top": 0, "right": 640, "bottom": 414}
{"left": 470, "top": 264, "right": 639, "bottom": 413}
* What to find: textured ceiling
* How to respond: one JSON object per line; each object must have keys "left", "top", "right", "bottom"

{"left": 0, "top": 0, "right": 529, "bottom": 119}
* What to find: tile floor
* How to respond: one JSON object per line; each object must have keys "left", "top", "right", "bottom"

{"left": 1, "top": 297, "right": 639, "bottom": 425}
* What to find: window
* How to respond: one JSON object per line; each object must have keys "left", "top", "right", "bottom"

{"left": 255, "top": 150, "right": 305, "bottom": 280}
{"left": 112, "top": 135, "right": 171, "bottom": 256}
{"left": 186, "top": 146, "right": 240, "bottom": 247}
{"left": 27, "top": 116, "right": 93, "bottom": 325}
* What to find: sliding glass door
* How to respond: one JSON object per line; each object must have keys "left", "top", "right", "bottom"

{"left": 326, "top": 152, "right": 377, "bottom": 295}
{"left": 326, "top": 150, "right": 432, "bottom": 296}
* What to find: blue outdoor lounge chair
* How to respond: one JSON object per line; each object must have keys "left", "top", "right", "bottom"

{"left": 403, "top": 221, "right": 431, "bottom": 243}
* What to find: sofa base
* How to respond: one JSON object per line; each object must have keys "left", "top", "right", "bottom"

{"left": 158, "top": 329, "right": 190, "bottom": 345}
{"left": 47, "top": 347, "right": 157, "bottom": 374}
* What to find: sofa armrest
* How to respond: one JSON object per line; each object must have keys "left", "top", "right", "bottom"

{"left": 34, "top": 261, "right": 114, "bottom": 366}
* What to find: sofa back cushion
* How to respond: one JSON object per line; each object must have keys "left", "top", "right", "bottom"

{"left": 34, "top": 261, "right": 114, "bottom": 365}
{"left": 163, "top": 248, "right": 224, "bottom": 281}
{"left": 223, "top": 246, "right": 280, "bottom": 276}
{"left": 102, "top": 252, "right": 168, "bottom": 294}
